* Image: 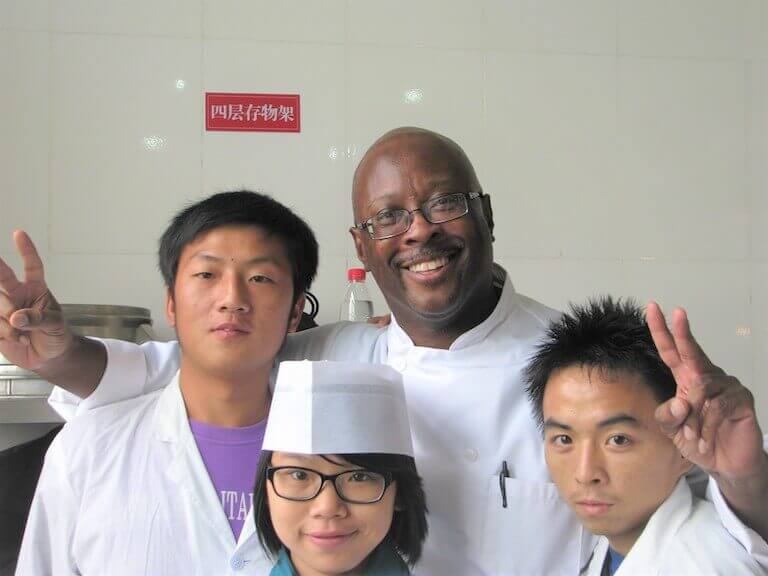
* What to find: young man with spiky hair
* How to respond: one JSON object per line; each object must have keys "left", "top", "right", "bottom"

{"left": 15, "top": 191, "right": 318, "bottom": 575}
{"left": 525, "top": 297, "right": 762, "bottom": 575}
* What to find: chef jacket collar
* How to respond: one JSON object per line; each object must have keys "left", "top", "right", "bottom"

{"left": 152, "top": 371, "right": 188, "bottom": 443}
{"left": 617, "top": 477, "right": 692, "bottom": 572}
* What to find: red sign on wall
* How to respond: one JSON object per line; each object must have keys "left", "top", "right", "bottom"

{"left": 205, "top": 93, "right": 301, "bottom": 132}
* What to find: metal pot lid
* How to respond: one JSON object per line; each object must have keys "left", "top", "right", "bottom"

{"left": 0, "top": 304, "right": 152, "bottom": 373}
{"left": 61, "top": 304, "right": 151, "bottom": 317}
{"left": 62, "top": 304, "right": 152, "bottom": 327}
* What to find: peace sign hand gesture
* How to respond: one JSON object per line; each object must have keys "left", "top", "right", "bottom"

{"left": 647, "top": 301, "right": 768, "bottom": 540}
{"left": 0, "top": 230, "right": 72, "bottom": 370}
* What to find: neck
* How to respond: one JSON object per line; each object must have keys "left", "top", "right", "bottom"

{"left": 290, "top": 551, "right": 365, "bottom": 576}
{"left": 178, "top": 358, "right": 271, "bottom": 428}
{"left": 606, "top": 523, "right": 645, "bottom": 557}
{"left": 396, "top": 282, "right": 500, "bottom": 349}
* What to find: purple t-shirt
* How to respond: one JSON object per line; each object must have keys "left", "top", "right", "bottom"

{"left": 189, "top": 418, "right": 266, "bottom": 540}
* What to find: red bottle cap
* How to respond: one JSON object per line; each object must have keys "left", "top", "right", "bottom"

{"left": 347, "top": 268, "right": 366, "bottom": 282}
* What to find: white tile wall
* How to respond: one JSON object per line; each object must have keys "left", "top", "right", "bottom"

{"left": 499, "top": 258, "right": 628, "bottom": 311}
{"left": 204, "top": 0, "right": 345, "bottom": 44}
{"left": 484, "top": 52, "right": 618, "bottom": 259}
{"left": 752, "top": 264, "right": 767, "bottom": 421}
{"left": 1, "top": 1, "right": 766, "bottom": 433}
{"left": 0, "top": 0, "right": 49, "bottom": 31}
{"left": 0, "top": 30, "right": 49, "bottom": 254}
{"left": 49, "top": 34, "right": 202, "bottom": 254}
{"left": 748, "top": 61, "right": 768, "bottom": 261}
{"left": 485, "top": 0, "right": 617, "bottom": 55}
{"left": 617, "top": 58, "right": 748, "bottom": 260}
{"left": 762, "top": 1, "right": 768, "bottom": 59}
{"left": 618, "top": 0, "right": 763, "bottom": 60}
{"left": 50, "top": 0, "right": 201, "bottom": 37}
{"left": 346, "top": 0, "right": 486, "bottom": 50}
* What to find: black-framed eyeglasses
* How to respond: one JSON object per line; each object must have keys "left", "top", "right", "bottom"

{"left": 353, "top": 191, "right": 483, "bottom": 240}
{"left": 266, "top": 466, "right": 393, "bottom": 504}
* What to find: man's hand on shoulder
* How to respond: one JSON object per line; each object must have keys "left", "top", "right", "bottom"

{"left": 367, "top": 314, "right": 391, "bottom": 328}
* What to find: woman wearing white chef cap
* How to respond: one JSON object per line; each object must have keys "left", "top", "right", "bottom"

{"left": 253, "top": 361, "right": 428, "bottom": 576}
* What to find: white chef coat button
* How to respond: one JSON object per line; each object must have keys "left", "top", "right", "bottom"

{"left": 230, "top": 556, "right": 245, "bottom": 571}
{"left": 463, "top": 448, "right": 478, "bottom": 462}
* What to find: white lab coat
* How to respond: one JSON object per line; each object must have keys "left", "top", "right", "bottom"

{"left": 49, "top": 270, "right": 768, "bottom": 575}
{"left": 19, "top": 373, "right": 273, "bottom": 576}
{"left": 581, "top": 478, "right": 764, "bottom": 575}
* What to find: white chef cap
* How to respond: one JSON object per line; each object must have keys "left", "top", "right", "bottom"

{"left": 262, "top": 361, "right": 413, "bottom": 457}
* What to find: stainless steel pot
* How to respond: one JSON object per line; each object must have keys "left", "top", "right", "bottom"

{"left": 61, "top": 304, "right": 155, "bottom": 343}
{"left": 0, "top": 304, "right": 155, "bottom": 423}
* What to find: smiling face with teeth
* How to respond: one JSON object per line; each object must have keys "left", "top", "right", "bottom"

{"left": 351, "top": 128, "right": 497, "bottom": 347}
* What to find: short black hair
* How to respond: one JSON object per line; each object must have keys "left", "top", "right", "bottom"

{"left": 253, "top": 451, "right": 428, "bottom": 567}
{"left": 158, "top": 190, "right": 318, "bottom": 303}
{"left": 525, "top": 296, "right": 676, "bottom": 428}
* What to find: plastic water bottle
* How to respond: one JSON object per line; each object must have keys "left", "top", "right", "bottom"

{"left": 340, "top": 268, "right": 374, "bottom": 322}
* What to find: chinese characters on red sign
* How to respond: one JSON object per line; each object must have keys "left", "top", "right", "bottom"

{"left": 205, "top": 93, "right": 300, "bottom": 132}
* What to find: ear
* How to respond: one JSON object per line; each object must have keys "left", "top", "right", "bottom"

{"left": 480, "top": 194, "right": 495, "bottom": 242}
{"left": 286, "top": 294, "right": 305, "bottom": 333}
{"left": 349, "top": 227, "right": 370, "bottom": 271}
{"left": 165, "top": 288, "right": 177, "bottom": 328}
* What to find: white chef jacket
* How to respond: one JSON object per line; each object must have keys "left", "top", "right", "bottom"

{"left": 581, "top": 478, "right": 764, "bottom": 575}
{"left": 19, "top": 372, "right": 273, "bottom": 576}
{"left": 49, "top": 270, "right": 768, "bottom": 575}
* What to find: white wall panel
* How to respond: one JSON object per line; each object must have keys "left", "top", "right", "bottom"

{"left": 49, "top": 34, "right": 202, "bottom": 254}
{"left": 747, "top": 61, "right": 767, "bottom": 261}
{"left": 204, "top": 0, "right": 345, "bottom": 43}
{"left": 485, "top": 53, "right": 618, "bottom": 260}
{"left": 499, "top": 258, "right": 628, "bottom": 312}
{"left": 50, "top": 0, "right": 201, "bottom": 37}
{"left": 0, "top": 0, "right": 48, "bottom": 31}
{"left": 617, "top": 58, "right": 747, "bottom": 260}
{"left": 618, "top": 0, "right": 762, "bottom": 59}
{"left": 0, "top": 31, "right": 49, "bottom": 255}
{"left": 762, "top": 1, "right": 768, "bottom": 59}
{"left": 751, "top": 263, "right": 768, "bottom": 431}
{"left": 485, "top": 0, "right": 616, "bottom": 55}
{"left": 347, "top": 0, "right": 485, "bottom": 49}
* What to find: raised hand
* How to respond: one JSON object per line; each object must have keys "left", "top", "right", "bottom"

{"left": 647, "top": 301, "right": 768, "bottom": 538}
{"left": 647, "top": 301, "right": 764, "bottom": 478}
{"left": 0, "top": 230, "right": 72, "bottom": 370}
